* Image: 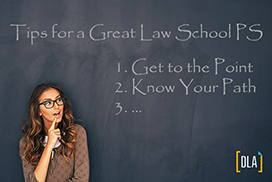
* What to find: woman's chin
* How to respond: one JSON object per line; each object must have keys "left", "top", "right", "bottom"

{"left": 55, "top": 117, "right": 62, "bottom": 123}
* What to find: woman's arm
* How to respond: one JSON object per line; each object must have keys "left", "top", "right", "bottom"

{"left": 34, "top": 118, "right": 61, "bottom": 182}
{"left": 33, "top": 145, "right": 54, "bottom": 182}
{"left": 69, "top": 124, "right": 90, "bottom": 182}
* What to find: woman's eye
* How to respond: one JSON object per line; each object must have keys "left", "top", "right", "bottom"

{"left": 44, "top": 101, "right": 51, "bottom": 106}
{"left": 57, "top": 98, "right": 62, "bottom": 102}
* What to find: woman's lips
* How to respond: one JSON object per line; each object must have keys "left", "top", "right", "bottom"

{"left": 53, "top": 111, "right": 61, "bottom": 118}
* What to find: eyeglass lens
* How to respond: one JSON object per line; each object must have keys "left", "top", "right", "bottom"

{"left": 43, "top": 97, "right": 64, "bottom": 108}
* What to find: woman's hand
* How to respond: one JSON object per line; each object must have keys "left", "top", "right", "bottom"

{"left": 34, "top": 118, "right": 61, "bottom": 182}
{"left": 46, "top": 118, "right": 61, "bottom": 150}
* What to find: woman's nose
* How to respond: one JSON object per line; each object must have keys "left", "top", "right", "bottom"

{"left": 54, "top": 102, "right": 59, "bottom": 109}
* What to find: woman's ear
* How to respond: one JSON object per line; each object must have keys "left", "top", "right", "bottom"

{"left": 40, "top": 113, "right": 42, "bottom": 116}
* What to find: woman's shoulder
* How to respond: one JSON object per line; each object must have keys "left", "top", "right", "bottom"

{"left": 19, "top": 136, "right": 28, "bottom": 156}
{"left": 19, "top": 136, "right": 26, "bottom": 148}
{"left": 74, "top": 123, "right": 85, "bottom": 131}
{"left": 73, "top": 124, "right": 87, "bottom": 136}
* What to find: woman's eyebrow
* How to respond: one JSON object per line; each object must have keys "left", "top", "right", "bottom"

{"left": 42, "top": 98, "right": 53, "bottom": 101}
{"left": 42, "top": 95, "right": 61, "bottom": 101}
{"left": 55, "top": 95, "right": 61, "bottom": 98}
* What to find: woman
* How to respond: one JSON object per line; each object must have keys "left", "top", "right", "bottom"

{"left": 20, "top": 83, "right": 89, "bottom": 182}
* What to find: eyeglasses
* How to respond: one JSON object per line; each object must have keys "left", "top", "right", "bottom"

{"left": 39, "top": 97, "right": 65, "bottom": 109}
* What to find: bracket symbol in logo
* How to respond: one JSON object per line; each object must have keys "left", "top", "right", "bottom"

{"left": 236, "top": 151, "right": 263, "bottom": 173}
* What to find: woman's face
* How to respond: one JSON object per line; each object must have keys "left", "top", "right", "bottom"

{"left": 39, "top": 88, "right": 64, "bottom": 131}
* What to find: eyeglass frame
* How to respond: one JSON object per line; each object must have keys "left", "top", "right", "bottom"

{"left": 39, "top": 96, "right": 65, "bottom": 109}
